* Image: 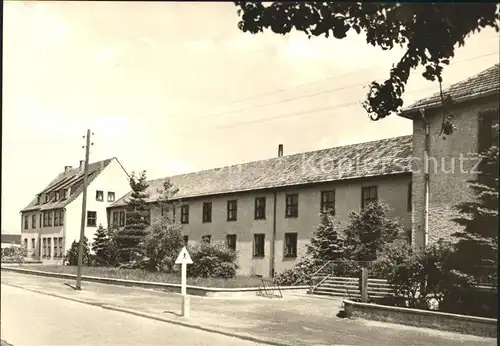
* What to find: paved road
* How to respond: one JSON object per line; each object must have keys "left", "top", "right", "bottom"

{"left": 1, "top": 284, "right": 264, "bottom": 346}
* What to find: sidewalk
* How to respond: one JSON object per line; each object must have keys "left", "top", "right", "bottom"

{"left": 1, "top": 271, "right": 495, "bottom": 346}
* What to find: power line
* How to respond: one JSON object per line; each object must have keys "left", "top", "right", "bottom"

{"left": 170, "top": 79, "right": 479, "bottom": 134}
{"left": 169, "top": 50, "right": 499, "bottom": 125}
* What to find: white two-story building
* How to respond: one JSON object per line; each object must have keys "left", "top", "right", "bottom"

{"left": 20, "top": 157, "right": 130, "bottom": 263}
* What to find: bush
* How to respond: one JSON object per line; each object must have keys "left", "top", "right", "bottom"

{"left": 1, "top": 246, "right": 27, "bottom": 263}
{"left": 274, "top": 256, "right": 318, "bottom": 285}
{"left": 65, "top": 237, "right": 93, "bottom": 266}
{"left": 187, "top": 241, "right": 238, "bottom": 279}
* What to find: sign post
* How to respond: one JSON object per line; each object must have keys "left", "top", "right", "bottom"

{"left": 175, "top": 246, "right": 193, "bottom": 318}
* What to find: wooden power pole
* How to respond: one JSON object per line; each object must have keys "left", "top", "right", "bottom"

{"left": 76, "top": 129, "right": 92, "bottom": 290}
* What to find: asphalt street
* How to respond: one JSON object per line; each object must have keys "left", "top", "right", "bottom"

{"left": 1, "top": 284, "right": 265, "bottom": 346}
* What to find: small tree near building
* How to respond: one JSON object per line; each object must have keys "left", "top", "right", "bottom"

{"left": 65, "top": 237, "right": 91, "bottom": 266}
{"left": 92, "top": 224, "right": 111, "bottom": 266}
{"left": 306, "top": 210, "right": 344, "bottom": 263}
{"left": 114, "top": 170, "right": 150, "bottom": 263}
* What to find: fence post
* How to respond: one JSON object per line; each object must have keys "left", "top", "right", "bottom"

{"left": 361, "top": 266, "right": 368, "bottom": 302}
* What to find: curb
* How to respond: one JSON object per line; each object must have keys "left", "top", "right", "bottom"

{"left": 1, "top": 267, "right": 308, "bottom": 297}
{"left": 1, "top": 282, "right": 288, "bottom": 346}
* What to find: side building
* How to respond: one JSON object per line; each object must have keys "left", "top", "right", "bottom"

{"left": 20, "top": 158, "right": 130, "bottom": 263}
{"left": 108, "top": 136, "right": 413, "bottom": 277}
{"left": 399, "top": 63, "right": 499, "bottom": 249}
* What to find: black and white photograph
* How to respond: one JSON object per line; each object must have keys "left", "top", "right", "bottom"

{"left": 1, "top": 2, "right": 499, "bottom": 345}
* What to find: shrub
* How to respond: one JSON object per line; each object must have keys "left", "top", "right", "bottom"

{"left": 187, "top": 241, "right": 238, "bottom": 279}
{"left": 65, "top": 237, "right": 93, "bottom": 266}
{"left": 274, "top": 256, "right": 318, "bottom": 285}
{"left": 1, "top": 246, "right": 27, "bottom": 263}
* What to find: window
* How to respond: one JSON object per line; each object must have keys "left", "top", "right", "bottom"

{"left": 284, "top": 233, "right": 298, "bottom": 258}
{"left": 183, "top": 235, "right": 189, "bottom": 245}
{"left": 254, "top": 197, "right": 266, "bottom": 220}
{"left": 96, "top": 190, "right": 104, "bottom": 202}
{"left": 43, "top": 212, "right": 48, "bottom": 227}
{"left": 112, "top": 211, "right": 119, "bottom": 225}
{"left": 62, "top": 189, "right": 69, "bottom": 200}
{"left": 32, "top": 215, "right": 36, "bottom": 229}
{"left": 226, "top": 234, "right": 237, "bottom": 251}
{"left": 478, "top": 110, "right": 499, "bottom": 152}
{"left": 320, "top": 190, "right": 335, "bottom": 214}
{"left": 24, "top": 239, "right": 28, "bottom": 249}
{"left": 407, "top": 183, "right": 412, "bottom": 212}
{"left": 47, "top": 211, "right": 52, "bottom": 227}
{"left": 24, "top": 216, "right": 29, "bottom": 230}
{"left": 87, "top": 211, "right": 97, "bottom": 227}
{"left": 52, "top": 237, "right": 57, "bottom": 257}
{"left": 227, "top": 200, "right": 237, "bottom": 221}
{"left": 285, "top": 194, "right": 299, "bottom": 218}
{"left": 59, "top": 237, "right": 63, "bottom": 257}
{"left": 55, "top": 191, "right": 60, "bottom": 201}
{"left": 54, "top": 210, "right": 60, "bottom": 227}
{"left": 31, "top": 238, "right": 36, "bottom": 251}
{"left": 47, "top": 238, "right": 51, "bottom": 258}
{"left": 202, "top": 235, "right": 211, "bottom": 244}
{"left": 361, "top": 186, "right": 378, "bottom": 209}
{"left": 119, "top": 211, "right": 125, "bottom": 226}
{"left": 59, "top": 210, "right": 64, "bottom": 226}
{"left": 45, "top": 194, "right": 49, "bottom": 203}
{"left": 253, "top": 234, "right": 265, "bottom": 257}
{"left": 39, "top": 213, "right": 42, "bottom": 228}
{"left": 202, "top": 202, "right": 212, "bottom": 223}
{"left": 107, "top": 192, "right": 115, "bottom": 202}
{"left": 180, "top": 205, "right": 189, "bottom": 224}
{"left": 42, "top": 238, "right": 47, "bottom": 257}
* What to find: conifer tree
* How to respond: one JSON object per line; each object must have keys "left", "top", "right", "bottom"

{"left": 92, "top": 224, "right": 110, "bottom": 266}
{"left": 114, "top": 170, "right": 150, "bottom": 263}
{"left": 306, "top": 210, "right": 343, "bottom": 262}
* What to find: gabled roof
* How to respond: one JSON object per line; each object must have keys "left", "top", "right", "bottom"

{"left": 21, "top": 158, "right": 119, "bottom": 212}
{"left": 401, "top": 63, "right": 499, "bottom": 117}
{"left": 110, "top": 135, "right": 412, "bottom": 208}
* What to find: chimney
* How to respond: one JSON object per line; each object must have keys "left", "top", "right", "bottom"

{"left": 64, "top": 166, "right": 72, "bottom": 172}
{"left": 79, "top": 160, "right": 84, "bottom": 170}
{"left": 278, "top": 144, "right": 283, "bottom": 157}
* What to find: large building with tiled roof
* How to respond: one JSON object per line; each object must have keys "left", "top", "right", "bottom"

{"left": 20, "top": 157, "right": 130, "bottom": 263}
{"left": 108, "top": 136, "right": 414, "bottom": 277}
{"left": 399, "top": 63, "right": 499, "bottom": 249}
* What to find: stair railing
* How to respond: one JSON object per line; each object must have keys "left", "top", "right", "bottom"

{"left": 309, "top": 260, "right": 333, "bottom": 293}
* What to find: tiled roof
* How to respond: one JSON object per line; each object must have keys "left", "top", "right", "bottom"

{"left": 21, "top": 158, "right": 115, "bottom": 212}
{"left": 110, "top": 136, "right": 412, "bottom": 208}
{"left": 402, "top": 63, "right": 500, "bottom": 115}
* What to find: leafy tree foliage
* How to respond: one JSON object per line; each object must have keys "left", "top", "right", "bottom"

{"left": 65, "top": 237, "right": 91, "bottom": 266}
{"left": 187, "top": 241, "right": 239, "bottom": 279}
{"left": 234, "top": 2, "right": 499, "bottom": 132}
{"left": 114, "top": 171, "right": 150, "bottom": 263}
{"left": 452, "top": 124, "right": 499, "bottom": 285}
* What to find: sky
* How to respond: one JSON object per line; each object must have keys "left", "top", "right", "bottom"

{"left": 2, "top": 2, "right": 499, "bottom": 233}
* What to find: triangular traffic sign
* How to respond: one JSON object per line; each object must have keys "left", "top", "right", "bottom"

{"left": 175, "top": 246, "right": 193, "bottom": 264}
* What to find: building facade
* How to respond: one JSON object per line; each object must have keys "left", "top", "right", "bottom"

{"left": 108, "top": 136, "right": 413, "bottom": 277}
{"left": 20, "top": 158, "right": 130, "bottom": 263}
{"left": 400, "top": 63, "right": 499, "bottom": 249}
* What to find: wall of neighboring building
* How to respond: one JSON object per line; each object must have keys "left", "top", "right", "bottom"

{"left": 65, "top": 159, "right": 130, "bottom": 253}
{"left": 20, "top": 210, "right": 65, "bottom": 264}
{"left": 411, "top": 95, "right": 499, "bottom": 248}
{"left": 108, "top": 173, "right": 412, "bottom": 277}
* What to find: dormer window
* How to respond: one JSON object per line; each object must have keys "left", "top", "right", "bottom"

{"left": 44, "top": 194, "right": 49, "bottom": 203}
{"left": 96, "top": 190, "right": 104, "bottom": 202}
{"left": 62, "top": 189, "right": 69, "bottom": 200}
{"left": 36, "top": 194, "right": 41, "bottom": 205}
{"left": 55, "top": 191, "right": 60, "bottom": 201}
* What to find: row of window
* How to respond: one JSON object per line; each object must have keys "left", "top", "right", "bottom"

{"left": 23, "top": 237, "right": 64, "bottom": 258}
{"left": 195, "top": 232, "right": 298, "bottom": 258}
{"left": 37, "top": 189, "right": 70, "bottom": 205}
{"left": 24, "top": 210, "right": 65, "bottom": 230}
{"left": 96, "top": 190, "right": 115, "bottom": 202}
{"left": 142, "top": 185, "right": 407, "bottom": 225}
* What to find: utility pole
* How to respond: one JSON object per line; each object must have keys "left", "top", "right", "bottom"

{"left": 76, "top": 129, "right": 92, "bottom": 291}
